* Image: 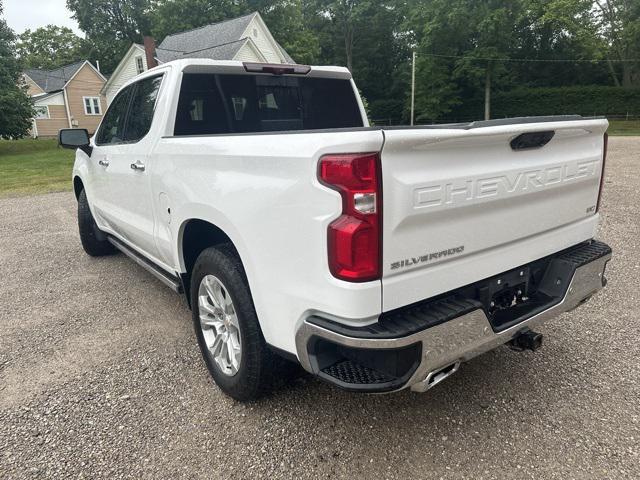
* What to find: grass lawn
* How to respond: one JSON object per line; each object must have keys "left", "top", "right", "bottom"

{"left": 0, "top": 138, "right": 75, "bottom": 197}
{"left": 607, "top": 119, "right": 640, "bottom": 136}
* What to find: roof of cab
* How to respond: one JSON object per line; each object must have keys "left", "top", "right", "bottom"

{"left": 151, "top": 58, "right": 352, "bottom": 79}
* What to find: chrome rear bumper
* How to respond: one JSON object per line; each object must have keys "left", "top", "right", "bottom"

{"left": 295, "top": 243, "right": 611, "bottom": 393}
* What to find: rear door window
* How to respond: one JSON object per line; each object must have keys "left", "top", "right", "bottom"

{"left": 124, "top": 75, "right": 163, "bottom": 142}
{"left": 174, "top": 73, "right": 363, "bottom": 136}
{"left": 174, "top": 74, "right": 229, "bottom": 136}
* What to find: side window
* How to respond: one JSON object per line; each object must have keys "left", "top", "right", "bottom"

{"left": 174, "top": 74, "right": 229, "bottom": 135}
{"left": 123, "top": 75, "right": 163, "bottom": 142}
{"left": 96, "top": 85, "right": 134, "bottom": 145}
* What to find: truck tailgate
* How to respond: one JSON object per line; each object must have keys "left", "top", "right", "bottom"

{"left": 380, "top": 118, "right": 608, "bottom": 311}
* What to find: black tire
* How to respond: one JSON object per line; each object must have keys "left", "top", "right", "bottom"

{"left": 77, "top": 189, "right": 117, "bottom": 257}
{"left": 191, "top": 245, "right": 291, "bottom": 401}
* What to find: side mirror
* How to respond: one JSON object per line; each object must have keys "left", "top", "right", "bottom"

{"left": 59, "top": 128, "right": 92, "bottom": 156}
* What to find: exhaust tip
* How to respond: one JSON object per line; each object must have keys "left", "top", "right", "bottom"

{"left": 411, "top": 361, "right": 460, "bottom": 392}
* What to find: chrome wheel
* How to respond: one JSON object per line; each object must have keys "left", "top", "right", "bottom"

{"left": 198, "top": 275, "right": 241, "bottom": 376}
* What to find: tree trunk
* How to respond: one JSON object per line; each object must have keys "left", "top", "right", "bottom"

{"left": 484, "top": 62, "right": 491, "bottom": 121}
{"left": 622, "top": 62, "right": 633, "bottom": 88}
{"left": 410, "top": 51, "right": 416, "bottom": 126}
{"left": 345, "top": 25, "right": 353, "bottom": 72}
{"left": 607, "top": 59, "right": 621, "bottom": 87}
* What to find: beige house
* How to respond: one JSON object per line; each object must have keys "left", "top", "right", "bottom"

{"left": 23, "top": 61, "right": 107, "bottom": 138}
{"left": 102, "top": 12, "right": 294, "bottom": 105}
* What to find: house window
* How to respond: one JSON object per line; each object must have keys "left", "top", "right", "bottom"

{"left": 34, "top": 106, "right": 49, "bottom": 119}
{"left": 135, "top": 56, "right": 145, "bottom": 74}
{"left": 83, "top": 96, "right": 102, "bottom": 115}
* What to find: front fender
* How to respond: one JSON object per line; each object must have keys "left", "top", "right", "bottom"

{"left": 71, "top": 148, "right": 93, "bottom": 195}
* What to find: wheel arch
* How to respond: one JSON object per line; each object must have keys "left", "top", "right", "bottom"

{"left": 178, "top": 218, "right": 245, "bottom": 306}
{"left": 73, "top": 176, "right": 84, "bottom": 200}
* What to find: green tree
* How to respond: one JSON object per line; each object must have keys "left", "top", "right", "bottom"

{"left": 312, "top": 0, "right": 371, "bottom": 72}
{"left": 593, "top": 0, "right": 640, "bottom": 87}
{"left": 307, "top": 0, "right": 409, "bottom": 121}
{"left": 150, "top": 0, "right": 244, "bottom": 41}
{"left": 67, "top": 0, "right": 154, "bottom": 72}
{"left": 0, "top": 1, "right": 33, "bottom": 138}
{"left": 17, "top": 25, "right": 89, "bottom": 69}
{"left": 67, "top": 0, "right": 153, "bottom": 41}
{"left": 63, "top": 0, "right": 640, "bottom": 123}
{"left": 409, "top": 0, "right": 524, "bottom": 121}
{"left": 510, "top": 0, "right": 608, "bottom": 88}
{"left": 349, "top": 0, "right": 410, "bottom": 122}
{"left": 245, "top": 0, "right": 321, "bottom": 65}
{"left": 407, "top": 0, "right": 615, "bottom": 122}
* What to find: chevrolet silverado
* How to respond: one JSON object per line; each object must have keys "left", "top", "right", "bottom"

{"left": 59, "top": 59, "right": 611, "bottom": 400}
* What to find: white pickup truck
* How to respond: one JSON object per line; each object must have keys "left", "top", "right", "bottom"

{"left": 60, "top": 59, "right": 611, "bottom": 400}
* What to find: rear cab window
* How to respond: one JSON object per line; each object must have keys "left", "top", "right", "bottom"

{"left": 174, "top": 73, "right": 364, "bottom": 136}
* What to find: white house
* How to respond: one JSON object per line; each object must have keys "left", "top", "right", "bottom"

{"left": 102, "top": 12, "right": 295, "bottom": 104}
{"left": 101, "top": 44, "right": 149, "bottom": 105}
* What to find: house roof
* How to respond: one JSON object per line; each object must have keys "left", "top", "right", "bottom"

{"left": 155, "top": 12, "right": 294, "bottom": 63}
{"left": 24, "top": 61, "right": 86, "bottom": 93}
{"left": 157, "top": 12, "right": 255, "bottom": 60}
{"left": 167, "top": 39, "right": 248, "bottom": 62}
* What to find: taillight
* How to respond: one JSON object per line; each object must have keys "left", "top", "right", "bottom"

{"left": 596, "top": 132, "right": 608, "bottom": 212}
{"left": 319, "top": 153, "right": 382, "bottom": 282}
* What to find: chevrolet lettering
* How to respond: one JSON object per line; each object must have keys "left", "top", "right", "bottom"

{"left": 414, "top": 159, "right": 600, "bottom": 210}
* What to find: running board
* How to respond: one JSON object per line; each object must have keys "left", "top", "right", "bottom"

{"left": 107, "top": 236, "right": 183, "bottom": 293}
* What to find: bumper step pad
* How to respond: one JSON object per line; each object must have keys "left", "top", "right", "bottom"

{"left": 309, "top": 296, "right": 481, "bottom": 340}
{"left": 322, "top": 360, "right": 395, "bottom": 385}
{"left": 556, "top": 239, "right": 612, "bottom": 267}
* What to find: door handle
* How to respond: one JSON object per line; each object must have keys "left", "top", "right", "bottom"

{"left": 130, "top": 161, "right": 146, "bottom": 172}
{"left": 98, "top": 159, "right": 109, "bottom": 167}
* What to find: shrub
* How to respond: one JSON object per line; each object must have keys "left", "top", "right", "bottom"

{"left": 442, "top": 86, "right": 640, "bottom": 122}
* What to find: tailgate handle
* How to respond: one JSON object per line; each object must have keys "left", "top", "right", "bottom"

{"left": 510, "top": 131, "right": 555, "bottom": 151}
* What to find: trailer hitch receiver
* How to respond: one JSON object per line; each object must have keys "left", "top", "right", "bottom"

{"left": 508, "top": 329, "right": 543, "bottom": 352}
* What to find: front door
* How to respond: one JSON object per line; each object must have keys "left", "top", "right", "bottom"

{"left": 90, "top": 84, "right": 134, "bottom": 231}
{"left": 91, "top": 75, "right": 164, "bottom": 261}
{"left": 103, "top": 75, "right": 164, "bottom": 259}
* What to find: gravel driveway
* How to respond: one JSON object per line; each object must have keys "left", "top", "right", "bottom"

{"left": 1, "top": 137, "right": 639, "bottom": 479}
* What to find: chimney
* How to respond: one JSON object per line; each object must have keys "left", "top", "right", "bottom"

{"left": 143, "top": 36, "right": 158, "bottom": 69}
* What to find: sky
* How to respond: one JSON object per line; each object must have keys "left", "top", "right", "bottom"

{"left": 3, "top": 0, "right": 82, "bottom": 35}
